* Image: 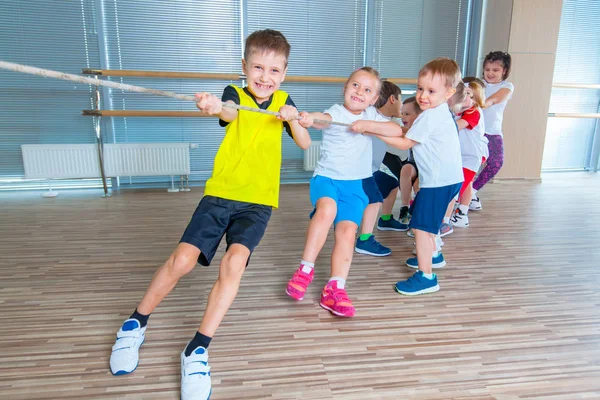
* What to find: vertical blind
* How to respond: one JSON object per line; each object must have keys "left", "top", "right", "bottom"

{"left": 371, "top": 0, "right": 471, "bottom": 79}
{"left": 543, "top": 0, "right": 600, "bottom": 171}
{"left": 0, "top": 0, "right": 101, "bottom": 189}
{"left": 0, "top": 0, "right": 474, "bottom": 189}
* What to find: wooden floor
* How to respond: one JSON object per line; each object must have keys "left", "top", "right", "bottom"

{"left": 1, "top": 173, "right": 600, "bottom": 400}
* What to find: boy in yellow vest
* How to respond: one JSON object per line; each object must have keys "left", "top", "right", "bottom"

{"left": 108, "top": 29, "right": 310, "bottom": 400}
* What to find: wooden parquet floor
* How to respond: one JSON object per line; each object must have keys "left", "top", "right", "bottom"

{"left": 1, "top": 173, "right": 599, "bottom": 399}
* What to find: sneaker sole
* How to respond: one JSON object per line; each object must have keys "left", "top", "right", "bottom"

{"left": 406, "top": 260, "right": 446, "bottom": 269}
{"left": 354, "top": 247, "right": 391, "bottom": 257}
{"left": 111, "top": 337, "right": 145, "bottom": 376}
{"left": 285, "top": 288, "right": 304, "bottom": 301}
{"left": 319, "top": 302, "right": 354, "bottom": 317}
{"left": 376, "top": 225, "right": 409, "bottom": 232}
{"left": 439, "top": 229, "right": 453, "bottom": 237}
{"left": 395, "top": 284, "right": 440, "bottom": 296}
{"left": 181, "top": 388, "right": 211, "bottom": 400}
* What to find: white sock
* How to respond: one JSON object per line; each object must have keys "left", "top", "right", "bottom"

{"left": 471, "top": 189, "right": 478, "bottom": 199}
{"left": 432, "top": 250, "right": 439, "bottom": 257}
{"left": 443, "top": 217, "right": 450, "bottom": 224}
{"left": 329, "top": 277, "right": 346, "bottom": 289}
{"left": 300, "top": 260, "right": 314, "bottom": 273}
{"left": 422, "top": 272, "right": 434, "bottom": 280}
{"left": 458, "top": 204, "right": 469, "bottom": 214}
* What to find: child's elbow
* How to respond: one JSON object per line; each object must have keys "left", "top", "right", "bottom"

{"left": 299, "top": 137, "right": 312, "bottom": 150}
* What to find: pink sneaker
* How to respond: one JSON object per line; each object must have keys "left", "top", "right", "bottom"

{"left": 286, "top": 264, "right": 314, "bottom": 301}
{"left": 319, "top": 281, "right": 355, "bottom": 317}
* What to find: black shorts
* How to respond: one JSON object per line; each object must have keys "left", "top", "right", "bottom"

{"left": 401, "top": 159, "right": 419, "bottom": 181}
{"left": 180, "top": 196, "right": 272, "bottom": 266}
{"left": 382, "top": 152, "right": 419, "bottom": 180}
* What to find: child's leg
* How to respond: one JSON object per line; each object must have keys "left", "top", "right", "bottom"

{"left": 381, "top": 187, "right": 398, "bottom": 215}
{"left": 359, "top": 202, "right": 381, "bottom": 235}
{"left": 331, "top": 221, "right": 359, "bottom": 280}
{"left": 400, "top": 164, "right": 416, "bottom": 206}
{"left": 414, "top": 229, "right": 436, "bottom": 275}
{"left": 461, "top": 182, "right": 473, "bottom": 207}
{"left": 197, "top": 244, "right": 249, "bottom": 337}
{"left": 137, "top": 243, "right": 200, "bottom": 315}
{"left": 302, "top": 197, "right": 337, "bottom": 262}
{"left": 473, "top": 135, "right": 504, "bottom": 191}
{"left": 320, "top": 220, "right": 359, "bottom": 317}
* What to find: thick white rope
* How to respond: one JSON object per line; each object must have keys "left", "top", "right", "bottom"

{"left": 0, "top": 60, "right": 351, "bottom": 127}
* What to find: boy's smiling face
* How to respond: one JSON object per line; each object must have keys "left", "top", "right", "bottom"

{"left": 242, "top": 51, "right": 288, "bottom": 103}
{"left": 416, "top": 72, "right": 456, "bottom": 111}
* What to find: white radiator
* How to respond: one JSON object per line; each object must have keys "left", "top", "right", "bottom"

{"left": 21, "top": 143, "right": 190, "bottom": 179}
{"left": 104, "top": 143, "right": 190, "bottom": 177}
{"left": 303, "top": 140, "right": 321, "bottom": 171}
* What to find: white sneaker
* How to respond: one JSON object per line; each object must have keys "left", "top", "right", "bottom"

{"left": 181, "top": 347, "right": 212, "bottom": 400}
{"left": 451, "top": 209, "right": 469, "bottom": 227}
{"left": 469, "top": 196, "right": 482, "bottom": 211}
{"left": 110, "top": 319, "right": 146, "bottom": 375}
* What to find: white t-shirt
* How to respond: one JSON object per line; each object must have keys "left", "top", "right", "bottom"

{"left": 482, "top": 80, "right": 514, "bottom": 136}
{"left": 371, "top": 114, "right": 399, "bottom": 173}
{"left": 458, "top": 107, "right": 487, "bottom": 172}
{"left": 406, "top": 103, "right": 463, "bottom": 188}
{"left": 314, "top": 104, "right": 387, "bottom": 180}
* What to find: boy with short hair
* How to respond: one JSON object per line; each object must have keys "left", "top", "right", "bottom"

{"left": 108, "top": 29, "right": 310, "bottom": 400}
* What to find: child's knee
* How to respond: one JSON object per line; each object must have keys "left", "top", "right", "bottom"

{"left": 219, "top": 246, "right": 249, "bottom": 282}
{"left": 314, "top": 199, "right": 337, "bottom": 222}
{"left": 168, "top": 250, "right": 197, "bottom": 277}
{"left": 335, "top": 221, "right": 358, "bottom": 238}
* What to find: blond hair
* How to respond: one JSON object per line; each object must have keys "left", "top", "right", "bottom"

{"left": 463, "top": 77, "right": 486, "bottom": 109}
{"left": 418, "top": 57, "right": 462, "bottom": 89}
{"left": 448, "top": 81, "right": 467, "bottom": 114}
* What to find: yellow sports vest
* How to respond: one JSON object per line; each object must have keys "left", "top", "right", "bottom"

{"left": 204, "top": 85, "right": 289, "bottom": 208}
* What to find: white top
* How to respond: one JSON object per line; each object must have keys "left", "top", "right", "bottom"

{"left": 458, "top": 107, "right": 487, "bottom": 172}
{"left": 405, "top": 103, "right": 463, "bottom": 188}
{"left": 314, "top": 104, "right": 387, "bottom": 180}
{"left": 371, "top": 113, "right": 398, "bottom": 173}
{"left": 482, "top": 80, "right": 514, "bottom": 136}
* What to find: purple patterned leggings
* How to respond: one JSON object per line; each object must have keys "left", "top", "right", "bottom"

{"left": 473, "top": 134, "right": 504, "bottom": 191}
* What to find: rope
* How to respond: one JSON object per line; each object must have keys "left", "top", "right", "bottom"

{"left": 0, "top": 60, "right": 351, "bottom": 127}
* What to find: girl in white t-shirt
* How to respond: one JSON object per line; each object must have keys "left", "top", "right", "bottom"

{"left": 450, "top": 77, "right": 487, "bottom": 228}
{"left": 470, "top": 51, "right": 514, "bottom": 211}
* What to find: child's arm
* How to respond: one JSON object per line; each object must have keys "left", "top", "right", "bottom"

{"left": 456, "top": 118, "right": 470, "bottom": 130}
{"left": 485, "top": 88, "right": 512, "bottom": 107}
{"left": 279, "top": 105, "right": 311, "bottom": 150}
{"left": 350, "top": 120, "right": 416, "bottom": 150}
{"left": 298, "top": 111, "right": 332, "bottom": 130}
{"left": 195, "top": 92, "right": 238, "bottom": 122}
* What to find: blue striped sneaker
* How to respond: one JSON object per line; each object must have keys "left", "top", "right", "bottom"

{"left": 110, "top": 319, "right": 146, "bottom": 375}
{"left": 355, "top": 236, "right": 391, "bottom": 257}
{"left": 406, "top": 253, "right": 446, "bottom": 269}
{"left": 395, "top": 271, "right": 440, "bottom": 295}
{"left": 377, "top": 217, "right": 409, "bottom": 231}
{"left": 181, "top": 346, "right": 212, "bottom": 400}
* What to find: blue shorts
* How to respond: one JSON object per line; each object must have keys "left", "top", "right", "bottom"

{"left": 363, "top": 172, "right": 399, "bottom": 204}
{"left": 310, "top": 175, "right": 368, "bottom": 226}
{"left": 409, "top": 183, "right": 462, "bottom": 235}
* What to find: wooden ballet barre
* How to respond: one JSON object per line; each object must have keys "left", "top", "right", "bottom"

{"left": 82, "top": 68, "right": 417, "bottom": 85}
{"left": 83, "top": 110, "right": 207, "bottom": 117}
{"left": 548, "top": 112, "right": 600, "bottom": 119}
{"left": 552, "top": 83, "right": 600, "bottom": 89}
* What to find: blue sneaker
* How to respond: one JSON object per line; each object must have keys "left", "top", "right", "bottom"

{"left": 405, "top": 253, "right": 446, "bottom": 269}
{"left": 395, "top": 271, "right": 440, "bottom": 295}
{"left": 377, "top": 217, "right": 409, "bottom": 232}
{"left": 355, "top": 236, "right": 391, "bottom": 257}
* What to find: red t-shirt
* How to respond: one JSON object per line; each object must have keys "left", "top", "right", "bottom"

{"left": 459, "top": 106, "right": 480, "bottom": 130}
